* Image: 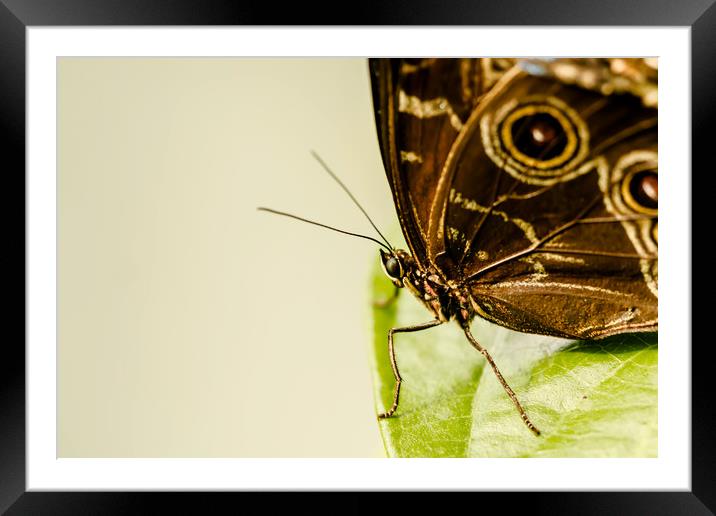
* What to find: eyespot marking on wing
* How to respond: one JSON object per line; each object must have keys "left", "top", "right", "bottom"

{"left": 480, "top": 95, "right": 591, "bottom": 185}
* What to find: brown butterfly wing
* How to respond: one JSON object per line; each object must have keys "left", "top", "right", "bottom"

{"left": 371, "top": 58, "right": 657, "bottom": 340}
{"left": 369, "top": 58, "right": 514, "bottom": 266}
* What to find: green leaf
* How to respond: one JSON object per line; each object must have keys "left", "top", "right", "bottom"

{"left": 369, "top": 259, "right": 657, "bottom": 458}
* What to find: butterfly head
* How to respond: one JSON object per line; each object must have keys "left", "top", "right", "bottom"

{"left": 380, "top": 248, "right": 413, "bottom": 288}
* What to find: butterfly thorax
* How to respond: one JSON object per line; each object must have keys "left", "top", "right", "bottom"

{"left": 380, "top": 249, "right": 474, "bottom": 325}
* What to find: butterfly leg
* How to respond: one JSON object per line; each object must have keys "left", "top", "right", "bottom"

{"left": 373, "top": 286, "right": 400, "bottom": 308}
{"left": 378, "top": 319, "right": 443, "bottom": 419}
{"left": 462, "top": 324, "right": 541, "bottom": 436}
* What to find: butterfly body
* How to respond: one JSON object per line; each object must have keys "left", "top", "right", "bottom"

{"left": 381, "top": 247, "right": 473, "bottom": 324}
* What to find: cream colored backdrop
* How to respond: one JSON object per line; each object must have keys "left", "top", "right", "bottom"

{"left": 58, "top": 58, "right": 395, "bottom": 457}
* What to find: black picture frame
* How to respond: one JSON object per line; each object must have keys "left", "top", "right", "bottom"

{"left": 2, "top": 1, "right": 708, "bottom": 514}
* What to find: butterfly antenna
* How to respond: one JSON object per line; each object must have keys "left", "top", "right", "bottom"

{"left": 310, "top": 150, "right": 393, "bottom": 250}
{"left": 257, "top": 207, "right": 392, "bottom": 252}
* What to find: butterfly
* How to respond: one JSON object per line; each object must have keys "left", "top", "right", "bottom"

{"left": 368, "top": 58, "right": 658, "bottom": 435}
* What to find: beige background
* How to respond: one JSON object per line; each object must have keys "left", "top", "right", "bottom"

{"left": 58, "top": 58, "right": 396, "bottom": 457}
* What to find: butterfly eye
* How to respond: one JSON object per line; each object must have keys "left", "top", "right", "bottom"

{"left": 622, "top": 168, "right": 658, "bottom": 214}
{"left": 385, "top": 257, "right": 403, "bottom": 279}
{"left": 380, "top": 249, "right": 404, "bottom": 280}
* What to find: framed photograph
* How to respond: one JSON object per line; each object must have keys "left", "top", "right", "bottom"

{"left": 4, "top": 0, "right": 709, "bottom": 513}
